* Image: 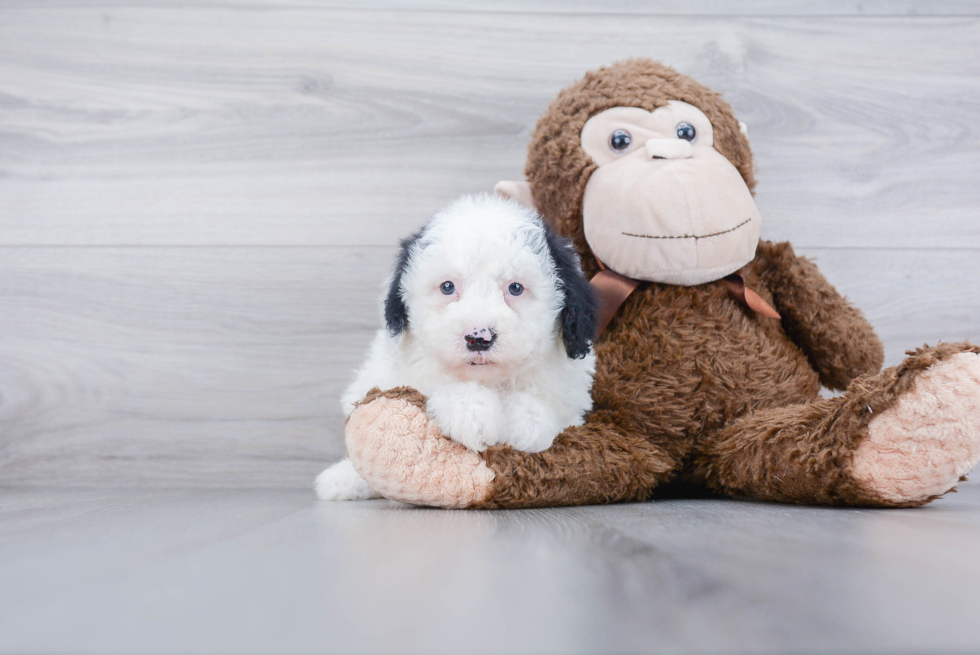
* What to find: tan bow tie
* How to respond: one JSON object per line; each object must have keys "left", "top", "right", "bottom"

{"left": 590, "top": 261, "right": 780, "bottom": 338}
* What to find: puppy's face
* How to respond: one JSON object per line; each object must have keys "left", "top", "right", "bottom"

{"left": 385, "top": 195, "right": 596, "bottom": 382}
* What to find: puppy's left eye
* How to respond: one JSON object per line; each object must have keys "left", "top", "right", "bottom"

{"left": 440, "top": 281, "right": 455, "bottom": 295}
{"left": 508, "top": 282, "right": 524, "bottom": 296}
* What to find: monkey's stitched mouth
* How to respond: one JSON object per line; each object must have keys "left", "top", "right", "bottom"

{"left": 623, "top": 217, "right": 752, "bottom": 241}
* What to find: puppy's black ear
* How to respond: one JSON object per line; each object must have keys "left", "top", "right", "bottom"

{"left": 545, "top": 228, "right": 598, "bottom": 359}
{"left": 384, "top": 228, "right": 424, "bottom": 336}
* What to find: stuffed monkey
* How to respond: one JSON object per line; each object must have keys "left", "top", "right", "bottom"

{"left": 342, "top": 59, "right": 980, "bottom": 509}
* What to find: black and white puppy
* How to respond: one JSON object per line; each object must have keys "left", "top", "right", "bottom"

{"left": 316, "top": 194, "right": 597, "bottom": 500}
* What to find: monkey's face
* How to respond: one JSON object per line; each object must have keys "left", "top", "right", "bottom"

{"left": 579, "top": 101, "right": 761, "bottom": 285}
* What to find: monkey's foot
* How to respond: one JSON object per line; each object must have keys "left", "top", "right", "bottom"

{"left": 853, "top": 351, "right": 980, "bottom": 505}
{"left": 345, "top": 387, "right": 496, "bottom": 508}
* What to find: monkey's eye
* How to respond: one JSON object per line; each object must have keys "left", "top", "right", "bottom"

{"left": 608, "top": 129, "right": 632, "bottom": 152}
{"left": 440, "top": 281, "right": 455, "bottom": 295}
{"left": 508, "top": 282, "right": 524, "bottom": 296}
{"left": 676, "top": 123, "right": 696, "bottom": 141}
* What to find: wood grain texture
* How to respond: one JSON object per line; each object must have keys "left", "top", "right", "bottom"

{"left": 2, "top": 7, "right": 979, "bottom": 653}
{"left": 3, "top": 485, "right": 980, "bottom": 654}
{"left": 0, "top": 246, "right": 976, "bottom": 488}
{"left": 0, "top": 4, "right": 978, "bottom": 487}
{"left": 0, "top": 247, "right": 391, "bottom": 487}
{"left": 1, "top": 8, "right": 979, "bottom": 248}
{"left": 5, "top": 1, "right": 980, "bottom": 15}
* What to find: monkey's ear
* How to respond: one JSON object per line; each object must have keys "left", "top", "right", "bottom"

{"left": 494, "top": 180, "right": 537, "bottom": 210}
{"left": 545, "top": 228, "right": 598, "bottom": 359}
{"left": 384, "top": 229, "right": 424, "bottom": 336}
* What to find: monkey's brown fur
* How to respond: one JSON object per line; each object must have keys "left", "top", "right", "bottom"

{"left": 477, "top": 238, "right": 907, "bottom": 508}
{"left": 347, "top": 59, "right": 980, "bottom": 509}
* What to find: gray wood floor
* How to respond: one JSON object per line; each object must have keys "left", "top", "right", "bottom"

{"left": 4, "top": 483, "right": 980, "bottom": 654}
{"left": 2, "top": 4, "right": 980, "bottom": 653}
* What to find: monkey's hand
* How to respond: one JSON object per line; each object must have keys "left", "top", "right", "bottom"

{"left": 345, "top": 387, "right": 496, "bottom": 508}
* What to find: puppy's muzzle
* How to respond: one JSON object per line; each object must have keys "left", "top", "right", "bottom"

{"left": 464, "top": 328, "right": 496, "bottom": 352}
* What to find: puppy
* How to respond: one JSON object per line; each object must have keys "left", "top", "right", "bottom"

{"left": 315, "top": 194, "right": 597, "bottom": 501}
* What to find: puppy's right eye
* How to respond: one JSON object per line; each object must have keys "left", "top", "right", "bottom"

{"left": 440, "top": 281, "right": 455, "bottom": 295}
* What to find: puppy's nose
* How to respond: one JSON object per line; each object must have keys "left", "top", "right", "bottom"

{"left": 645, "top": 138, "right": 693, "bottom": 160}
{"left": 464, "top": 328, "right": 495, "bottom": 352}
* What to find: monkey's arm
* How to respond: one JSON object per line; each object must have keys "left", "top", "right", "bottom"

{"left": 345, "top": 387, "right": 676, "bottom": 508}
{"left": 754, "top": 240, "right": 884, "bottom": 390}
{"left": 478, "top": 411, "right": 676, "bottom": 508}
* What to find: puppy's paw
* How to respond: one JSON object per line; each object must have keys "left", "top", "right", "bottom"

{"left": 426, "top": 383, "right": 502, "bottom": 452}
{"left": 315, "top": 458, "right": 383, "bottom": 500}
{"left": 505, "top": 392, "right": 561, "bottom": 453}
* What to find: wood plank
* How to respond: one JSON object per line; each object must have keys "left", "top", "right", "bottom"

{"left": 798, "top": 247, "right": 980, "bottom": 365}
{"left": 1, "top": 9, "right": 979, "bottom": 248}
{"left": 0, "top": 247, "right": 392, "bottom": 487}
{"left": 5, "top": 1, "right": 980, "bottom": 16}
{"left": 2, "top": 486, "right": 980, "bottom": 653}
{"left": 0, "top": 246, "right": 976, "bottom": 488}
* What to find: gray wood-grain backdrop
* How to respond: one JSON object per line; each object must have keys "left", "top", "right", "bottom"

{"left": 2, "top": 2, "right": 979, "bottom": 489}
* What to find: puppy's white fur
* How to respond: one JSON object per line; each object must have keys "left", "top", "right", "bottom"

{"left": 316, "top": 194, "right": 596, "bottom": 501}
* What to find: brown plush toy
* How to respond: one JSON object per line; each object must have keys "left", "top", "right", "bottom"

{"left": 343, "top": 59, "right": 980, "bottom": 509}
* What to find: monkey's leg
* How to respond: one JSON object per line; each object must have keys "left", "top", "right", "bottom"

{"left": 345, "top": 388, "right": 676, "bottom": 509}
{"left": 690, "top": 343, "right": 980, "bottom": 507}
